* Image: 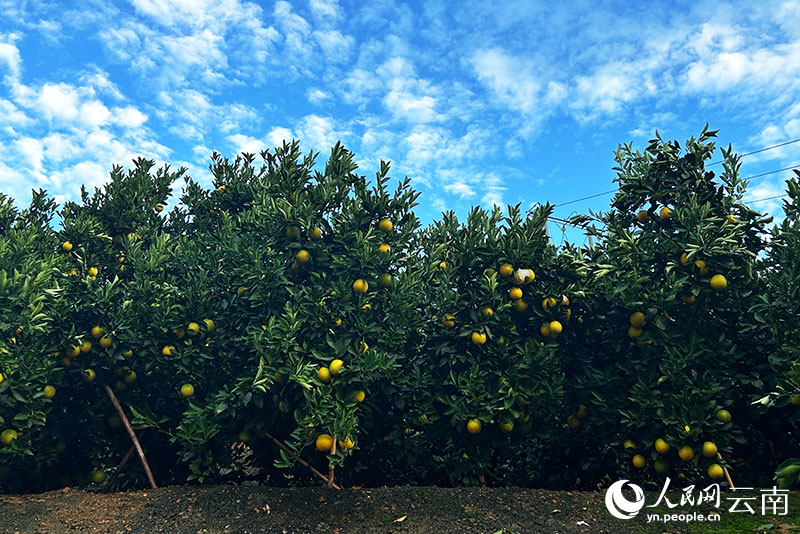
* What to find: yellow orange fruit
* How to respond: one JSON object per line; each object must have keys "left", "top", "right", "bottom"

{"left": 379, "top": 243, "right": 390, "bottom": 254}
{"left": 180, "top": 383, "right": 194, "bottom": 397}
{"left": 379, "top": 273, "right": 392, "bottom": 288}
{"left": 542, "top": 297, "right": 557, "bottom": 310}
{"left": 162, "top": 345, "right": 176, "bottom": 356}
{"left": 471, "top": 332, "right": 487, "bottom": 345}
{"left": 82, "top": 369, "right": 96, "bottom": 382}
{"left": 628, "top": 327, "right": 643, "bottom": 339}
{"left": 710, "top": 274, "right": 727, "bottom": 290}
{"left": 682, "top": 294, "right": 696, "bottom": 304}
{"left": 632, "top": 454, "right": 646, "bottom": 468}
{"left": 636, "top": 210, "right": 650, "bottom": 223}
{"left": 353, "top": 390, "right": 365, "bottom": 403}
{"left": 655, "top": 438, "right": 670, "bottom": 454}
{"left": 629, "top": 312, "right": 646, "bottom": 327}
{"left": 378, "top": 218, "right": 393, "bottom": 232}
{"left": 80, "top": 340, "right": 92, "bottom": 353}
{"left": 296, "top": 250, "right": 311, "bottom": 263}
{"left": 659, "top": 206, "right": 672, "bottom": 220}
{"left": 66, "top": 344, "right": 81, "bottom": 358}
{"left": 43, "top": 385, "right": 56, "bottom": 398}
{"left": 680, "top": 252, "right": 690, "bottom": 265}
{"left": 481, "top": 306, "right": 493, "bottom": 317}
{"left": 62, "top": 241, "right": 73, "bottom": 252}
{"left": 88, "top": 267, "right": 98, "bottom": 277}
{"left": 310, "top": 227, "right": 322, "bottom": 240}
{"left": 707, "top": 464, "right": 724, "bottom": 479}
{"left": 623, "top": 439, "right": 636, "bottom": 450}
{"left": 318, "top": 367, "right": 331, "bottom": 382}
{"left": 514, "top": 299, "right": 529, "bottom": 312}
{"left": 466, "top": 419, "right": 482, "bottom": 434}
{"left": 99, "top": 335, "right": 112, "bottom": 348}
{"left": 678, "top": 446, "right": 694, "bottom": 461}
{"left": 203, "top": 319, "right": 215, "bottom": 332}
{"left": 442, "top": 314, "right": 456, "bottom": 328}
{"left": 702, "top": 441, "right": 717, "bottom": 457}
{"left": 329, "top": 359, "right": 344, "bottom": 375}
{"left": 91, "top": 326, "right": 103, "bottom": 338}
{"left": 285, "top": 226, "right": 300, "bottom": 239}
{"left": 498, "top": 421, "right": 514, "bottom": 433}
{"left": 509, "top": 287, "right": 523, "bottom": 300}
{"left": 353, "top": 279, "right": 368, "bottom": 293}
{"left": 316, "top": 433, "right": 333, "bottom": 451}
{"left": 0, "top": 429, "right": 19, "bottom": 445}
{"left": 499, "top": 264, "right": 513, "bottom": 277}
{"left": 548, "top": 321, "right": 563, "bottom": 336}
{"left": 716, "top": 409, "right": 731, "bottom": 422}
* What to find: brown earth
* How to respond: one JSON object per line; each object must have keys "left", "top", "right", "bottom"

{"left": 0, "top": 484, "right": 796, "bottom": 534}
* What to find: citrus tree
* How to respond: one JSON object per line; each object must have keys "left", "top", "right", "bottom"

{"left": 572, "top": 126, "right": 775, "bottom": 486}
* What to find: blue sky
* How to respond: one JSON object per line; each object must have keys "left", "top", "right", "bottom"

{"left": 1, "top": 0, "right": 799, "bottom": 245}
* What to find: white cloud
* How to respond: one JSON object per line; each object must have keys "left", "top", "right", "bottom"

{"left": 296, "top": 115, "right": 349, "bottom": 152}
{"left": 313, "top": 30, "right": 353, "bottom": 62}
{"left": 79, "top": 100, "right": 111, "bottom": 127}
{"left": 307, "top": 88, "right": 329, "bottom": 104}
{"left": 384, "top": 89, "right": 438, "bottom": 123}
{"left": 228, "top": 133, "right": 263, "bottom": 155}
{"left": 113, "top": 106, "right": 148, "bottom": 128}
{"left": 471, "top": 48, "right": 540, "bottom": 114}
{"left": 37, "top": 83, "right": 80, "bottom": 121}
{"left": 267, "top": 127, "right": 294, "bottom": 148}
{"left": 0, "top": 98, "right": 30, "bottom": 125}
{"left": 0, "top": 34, "right": 22, "bottom": 83}
{"left": 309, "top": 0, "right": 341, "bottom": 22}
{"left": 14, "top": 137, "right": 44, "bottom": 174}
{"left": 444, "top": 181, "right": 476, "bottom": 198}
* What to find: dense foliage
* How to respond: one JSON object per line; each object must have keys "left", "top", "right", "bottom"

{"left": 1, "top": 130, "right": 799, "bottom": 492}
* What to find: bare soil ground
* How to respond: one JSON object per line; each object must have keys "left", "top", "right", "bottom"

{"left": 1, "top": 484, "right": 798, "bottom": 534}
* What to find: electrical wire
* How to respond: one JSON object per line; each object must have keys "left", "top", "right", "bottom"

{"left": 552, "top": 138, "right": 800, "bottom": 209}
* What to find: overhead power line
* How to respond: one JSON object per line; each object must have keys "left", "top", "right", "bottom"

{"left": 708, "top": 138, "right": 800, "bottom": 166}
{"left": 552, "top": 143, "right": 800, "bottom": 209}
{"left": 750, "top": 194, "right": 787, "bottom": 204}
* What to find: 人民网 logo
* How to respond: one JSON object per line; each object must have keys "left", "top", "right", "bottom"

{"left": 605, "top": 479, "right": 646, "bottom": 520}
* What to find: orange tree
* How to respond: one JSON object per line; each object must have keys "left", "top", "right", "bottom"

{"left": 752, "top": 170, "right": 800, "bottom": 484}
{"left": 122, "top": 142, "right": 426, "bottom": 485}
{"left": 0, "top": 190, "right": 66, "bottom": 492}
{"left": 572, "top": 126, "right": 776, "bottom": 486}
{"left": 41, "top": 160, "right": 186, "bottom": 489}
{"left": 358, "top": 203, "right": 591, "bottom": 486}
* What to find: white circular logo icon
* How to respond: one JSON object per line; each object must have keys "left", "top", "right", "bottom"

{"left": 605, "top": 479, "right": 645, "bottom": 520}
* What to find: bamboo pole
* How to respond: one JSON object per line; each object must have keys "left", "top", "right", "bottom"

{"left": 103, "top": 445, "right": 135, "bottom": 493}
{"left": 328, "top": 437, "right": 337, "bottom": 488}
{"left": 103, "top": 384, "right": 158, "bottom": 489}
{"left": 265, "top": 431, "right": 340, "bottom": 490}
{"left": 717, "top": 452, "right": 736, "bottom": 491}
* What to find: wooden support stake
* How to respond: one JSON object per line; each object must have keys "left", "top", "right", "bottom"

{"left": 328, "top": 437, "right": 337, "bottom": 488}
{"left": 103, "top": 445, "right": 135, "bottom": 493}
{"left": 104, "top": 384, "right": 158, "bottom": 489}
{"left": 265, "top": 431, "right": 340, "bottom": 489}
{"left": 717, "top": 452, "right": 736, "bottom": 491}
{"left": 479, "top": 474, "right": 486, "bottom": 488}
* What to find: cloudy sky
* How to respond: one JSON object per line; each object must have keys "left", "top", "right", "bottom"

{"left": 1, "top": 0, "right": 799, "bottom": 244}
